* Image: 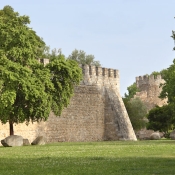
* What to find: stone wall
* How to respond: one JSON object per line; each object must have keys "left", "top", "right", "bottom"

{"left": 134, "top": 74, "right": 167, "bottom": 139}
{"left": 81, "top": 64, "right": 136, "bottom": 141}
{"left": 0, "top": 64, "right": 137, "bottom": 144}
{"left": 135, "top": 74, "right": 167, "bottom": 110}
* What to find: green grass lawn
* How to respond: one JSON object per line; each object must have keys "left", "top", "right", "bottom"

{"left": 0, "top": 140, "right": 175, "bottom": 175}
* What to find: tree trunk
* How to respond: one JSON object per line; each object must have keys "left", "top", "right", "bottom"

{"left": 9, "top": 121, "right": 14, "bottom": 135}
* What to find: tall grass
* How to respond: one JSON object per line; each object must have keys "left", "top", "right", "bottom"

{"left": 0, "top": 140, "right": 175, "bottom": 175}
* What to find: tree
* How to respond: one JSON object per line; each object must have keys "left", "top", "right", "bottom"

{"left": 0, "top": 6, "right": 82, "bottom": 135}
{"left": 147, "top": 104, "right": 175, "bottom": 136}
{"left": 145, "top": 25, "right": 175, "bottom": 137}
{"left": 146, "top": 28, "right": 175, "bottom": 136}
{"left": 123, "top": 83, "right": 147, "bottom": 131}
{"left": 150, "top": 71, "right": 161, "bottom": 77}
{"left": 40, "top": 47, "right": 64, "bottom": 60}
{"left": 159, "top": 28, "right": 175, "bottom": 103}
{"left": 123, "top": 97, "right": 147, "bottom": 131}
{"left": 67, "top": 49, "right": 101, "bottom": 66}
{"left": 159, "top": 61, "right": 175, "bottom": 104}
{"left": 171, "top": 30, "right": 175, "bottom": 50}
{"left": 124, "top": 82, "right": 139, "bottom": 100}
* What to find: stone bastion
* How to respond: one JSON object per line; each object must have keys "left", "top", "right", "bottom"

{"left": 0, "top": 61, "right": 137, "bottom": 144}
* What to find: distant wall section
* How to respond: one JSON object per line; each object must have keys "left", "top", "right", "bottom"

{"left": 135, "top": 74, "right": 167, "bottom": 110}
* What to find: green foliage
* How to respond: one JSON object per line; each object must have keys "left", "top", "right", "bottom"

{"left": 124, "top": 82, "right": 139, "bottom": 100}
{"left": 124, "top": 82, "right": 146, "bottom": 131}
{"left": 159, "top": 28, "right": 175, "bottom": 102}
{"left": 150, "top": 70, "right": 166, "bottom": 78}
{"left": 46, "top": 55, "right": 82, "bottom": 116}
{"left": 171, "top": 30, "right": 175, "bottom": 50}
{"left": 159, "top": 60, "right": 175, "bottom": 103}
{"left": 1, "top": 141, "right": 175, "bottom": 175}
{"left": 67, "top": 49, "right": 101, "bottom": 66}
{"left": 150, "top": 71, "right": 160, "bottom": 77}
{"left": 0, "top": 6, "right": 82, "bottom": 132}
{"left": 146, "top": 27, "right": 175, "bottom": 137}
{"left": 40, "top": 47, "right": 64, "bottom": 60}
{"left": 0, "top": 6, "right": 45, "bottom": 66}
{"left": 147, "top": 104, "right": 175, "bottom": 135}
{"left": 123, "top": 97, "right": 147, "bottom": 131}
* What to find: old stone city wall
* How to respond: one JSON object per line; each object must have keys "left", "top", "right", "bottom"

{"left": 135, "top": 74, "right": 167, "bottom": 110}
{"left": 0, "top": 63, "right": 137, "bottom": 144}
{"left": 134, "top": 74, "right": 167, "bottom": 139}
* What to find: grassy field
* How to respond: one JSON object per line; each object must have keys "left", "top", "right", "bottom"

{"left": 0, "top": 140, "right": 175, "bottom": 175}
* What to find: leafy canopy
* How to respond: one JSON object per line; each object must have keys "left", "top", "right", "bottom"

{"left": 0, "top": 6, "right": 45, "bottom": 66}
{"left": 0, "top": 6, "right": 82, "bottom": 130}
{"left": 124, "top": 82, "right": 139, "bottom": 100}
{"left": 159, "top": 61, "right": 175, "bottom": 104}
{"left": 67, "top": 49, "right": 101, "bottom": 67}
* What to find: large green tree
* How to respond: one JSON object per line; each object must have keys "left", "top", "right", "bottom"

{"left": 147, "top": 104, "right": 175, "bottom": 136}
{"left": 0, "top": 6, "right": 82, "bottom": 135}
{"left": 67, "top": 49, "right": 101, "bottom": 66}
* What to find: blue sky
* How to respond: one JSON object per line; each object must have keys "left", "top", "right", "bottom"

{"left": 1, "top": 0, "right": 175, "bottom": 96}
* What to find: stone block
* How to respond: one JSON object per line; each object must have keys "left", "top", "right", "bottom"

{"left": 150, "top": 132, "right": 160, "bottom": 140}
{"left": 1, "top": 135, "right": 23, "bottom": 147}
{"left": 170, "top": 130, "right": 175, "bottom": 140}
{"left": 31, "top": 136, "right": 46, "bottom": 145}
{"left": 23, "top": 139, "right": 30, "bottom": 146}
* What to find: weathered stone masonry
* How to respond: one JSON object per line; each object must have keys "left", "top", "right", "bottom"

{"left": 0, "top": 63, "right": 137, "bottom": 144}
{"left": 135, "top": 74, "right": 167, "bottom": 110}
{"left": 134, "top": 74, "right": 167, "bottom": 139}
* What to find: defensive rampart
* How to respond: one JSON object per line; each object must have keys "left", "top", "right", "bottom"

{"left": 134, "top": 74, "right": 167, "bottom": 139}
{"left": 135, "top": 74, "right": 167, "bottom": 110}
{"left": 0, "top": 63, "right": 137, "bottom": 144}
{"left": 81, "top": 64, "right": 136, "bottom": 140}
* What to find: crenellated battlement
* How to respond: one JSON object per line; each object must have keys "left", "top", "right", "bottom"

{"left": 80, "top": 64, "right": 119, "bottom": 78}
{"left": 38, "top": 59, "right": 120, "bottom": 92}
{"left": 135, "top": 74, "right": 167, "bottom": 110}
{"left": 80, "top": 64, "right": 120, "bottom": 92}
{"left": 39, "top": 58, "right": 119, "bottom": 79}
{"left": 136, "top": 74, "right": 164, "bottom": 88}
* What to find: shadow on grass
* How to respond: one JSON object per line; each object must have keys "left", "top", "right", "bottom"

{"left": 0, "top": 156, "right": 175, "bottom": 175}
